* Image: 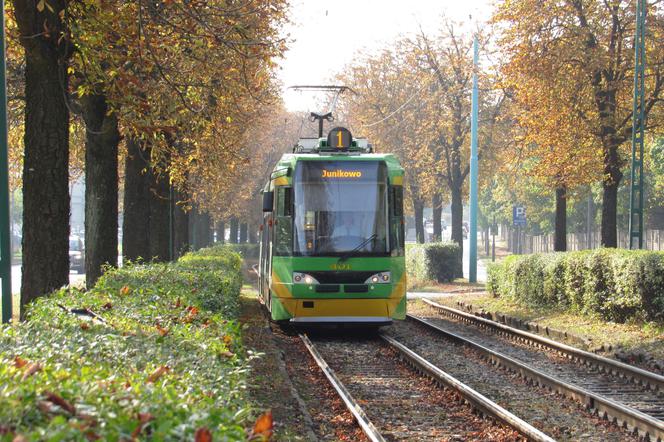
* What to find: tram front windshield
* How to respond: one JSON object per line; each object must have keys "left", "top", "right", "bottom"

{"left": 293, "top": 161, "right": 388, "bottom": 256}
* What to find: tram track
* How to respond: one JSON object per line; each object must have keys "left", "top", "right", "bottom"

{"left": 300, "top": 332, "right": 552, "bottom": 441}
{"left": 412, "top": 299, "right": 664, "bottom": 441}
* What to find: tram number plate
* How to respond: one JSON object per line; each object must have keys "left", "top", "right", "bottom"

{"left": 330, "top": 263, "right": 351, "bottom": 271}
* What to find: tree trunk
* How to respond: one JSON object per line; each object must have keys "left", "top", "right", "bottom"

{"left": 248, "top": 222, "right": 257, "bottom": 243}
{"left": 191, "top": 208, "right": 211, "bottom": 249}
{"left": 204, "top": 213, "right": 213, "bottom": 247}
{"left": 123, "top": 138, "right": 151, "bottom": 262}
{"left": 173, "top": 191, "right": 189, "bottom": 258}
{"left": 82, "top": 94, "right": 120, "bottom": 288}
{"left": 450, "top": 186, "right": 463, "bottom": 256}
{"left": 600, "top": 140, "right": 623, "bottom": 247}
{"left": 413, "top": 198, "right": 425, "bottom": 244}
{"left": 239, "top": 223, "right": 248, "bottom": 243}
{"left": 149, "top": 170, "right": 170, "bottom": 262}
{"left": 601, "top": 180, "right": 619, "bottom": 248}
{"left": 432, "top": 193, "right": 442, "bottom": 242}
{"left": 216, "top": 221, "right": 225, "bottom": 243}
{"left": 229, "top": 217, "right": 239, "bottom": 244}
{"left": 554, "top": 185, "right": 567, "bottom": 252}
{"left": 20, "top": 31, "right": 70, "bottom": 307}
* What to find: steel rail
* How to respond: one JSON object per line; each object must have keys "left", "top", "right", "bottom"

{"left": 380, "top": 334, "right": 555, "bottom": 442}
{"left": 408, "top": 313, "right": 664, "bottom": 442}
{"left": 423, "top": 298, "right": 664, "bottom": 392}
{"left": 299, "top": 333, "right": 386, "bottom": 442}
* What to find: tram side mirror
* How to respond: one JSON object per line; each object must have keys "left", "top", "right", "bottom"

{"left": 262, "top": 191, "right": 274, "bottom": 212}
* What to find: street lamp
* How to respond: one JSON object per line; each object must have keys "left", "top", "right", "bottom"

{"left": 0, "top": 0, "right": 13, "bottom": 322}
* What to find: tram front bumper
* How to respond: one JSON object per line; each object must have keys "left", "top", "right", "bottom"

{"left": 290, "top": 316, "right": 392, "bottom": 325}
{"left": 271, "top": 296, "right": 406, "bottom": 322}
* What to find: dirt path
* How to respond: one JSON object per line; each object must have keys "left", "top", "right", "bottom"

{"left": 240, "top": 288, "right": 365, "bottom": 441}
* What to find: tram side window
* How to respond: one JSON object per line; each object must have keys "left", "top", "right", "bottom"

{"left": 390, "top": 186, "right": 405, "bottom": 256}
{"left": 393, "top": 186, "right": 403, "bottom": 217}
{"left": 275, "top": 187, "right": 293, "bottom": 255}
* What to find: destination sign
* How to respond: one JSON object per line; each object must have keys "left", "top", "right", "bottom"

{"left": 322, "top": 169, "right": 363, "bottom": 178}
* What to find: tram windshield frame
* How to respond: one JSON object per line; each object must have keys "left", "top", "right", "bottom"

{"left": 292, "top": 160, "right": 390, "bottom": 257}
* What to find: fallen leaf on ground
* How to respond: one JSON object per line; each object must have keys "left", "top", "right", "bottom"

{"left": 21, "top": 363, "right": 42, "bottom": 380}
{"left": 131, "top": 412, "right": 154, "bottom": 439}
{"left": 44, "top": 391, "right": 76, "bottom": 415}
{"left": 156, "top": 324, "right": 169, "bottom": 337}
{"left": 194, "top": 427, "right": 212, "bottom": 442}
{"left": 249, "top": 410, "right": 273, "bottom": 441}
{"left": 146, "top": 366, "right": 170, "bottom": 383}
{"left": 13, "top": 357, "right": 27, "bottom": 368}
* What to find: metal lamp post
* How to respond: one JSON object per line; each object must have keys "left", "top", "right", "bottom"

{"left": 469, "top": 35, "right": 479, "bottom": 283}
{"left": 0, "top": 0, "right": 12, "bottom": 322}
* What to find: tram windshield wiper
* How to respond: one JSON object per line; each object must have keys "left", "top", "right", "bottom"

{"left": 337, "top": 234, "right": 377, "bottom": 262}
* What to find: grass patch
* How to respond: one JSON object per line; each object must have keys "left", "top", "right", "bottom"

{"left": 409, "top": 279, "right": 485, "bottom": 293}
{"left": 417, "top": 294, "right": 664, "bottom": 360}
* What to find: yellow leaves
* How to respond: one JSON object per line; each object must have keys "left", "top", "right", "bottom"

{"left": 119, "top": 285, "right": 131, "bottom": 296}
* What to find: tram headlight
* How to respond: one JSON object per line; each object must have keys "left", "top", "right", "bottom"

{"left": 293, "top": 272, "right": 319, "bottom": 285}
{"left": 365, "top": 272, "right": 391, "bottom": 284}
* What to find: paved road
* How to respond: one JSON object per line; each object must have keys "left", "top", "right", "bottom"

{"left": 11, "top": 265, "right": 86, "bottom": 294}
{"left": 462, "top": 238, "right": 487, "bottom": 282}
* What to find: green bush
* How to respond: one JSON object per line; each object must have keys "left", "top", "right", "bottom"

{"left": 542, "top": 253, "right": 568, "bottom": 307}
{"left": 563, "top": 250, "right": 590, "bottom": 310}
{"left": 0, "top": 245, "right": 252, "bottom": 440}
{"left": 406, "top": 242, "right": 462, "bottom": 283}
{"left": 488, "top": 248, "right": 664, "bottom": 323}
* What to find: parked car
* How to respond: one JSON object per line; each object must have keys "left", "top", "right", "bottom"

{"left": 69, "top": 235, "right": 85, "bottom": 274}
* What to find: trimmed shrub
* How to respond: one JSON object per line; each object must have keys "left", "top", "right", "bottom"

{"left": 563, "top": 250, "right": 591, "bottom": 311}
{"left": 488, "top": 248, "right": 664, "bottom": 323}
{"left": 406, "top": 242, "right": 462, "bottom": 283}
{"left": 513, "top": 253, "right": 546, "bottom": 306}
{"left": 0, "top": 245, "right": 252, "bottom": 440}
{"left": 542, "top": 253, "right": 568, "bottom": 307}
{"left": 583, "top": 249, "right": 615, "bottom": 318}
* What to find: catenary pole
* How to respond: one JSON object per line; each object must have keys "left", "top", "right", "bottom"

{"left": 628, "top": 0, "right": 646, "bottom": 249}
{"left": 0, "top": 0, "right": 12, "bottom": 323}
{"left": 469, "top": 35, "right": 479, "bottom": 283}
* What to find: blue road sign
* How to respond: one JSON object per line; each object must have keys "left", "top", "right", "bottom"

{"left": 513, "top": 206, "right": 526, "bottom": 227}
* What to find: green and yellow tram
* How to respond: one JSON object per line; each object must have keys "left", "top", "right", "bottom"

{"left": 258, "top": 127, "right": 406, "bottom": 324}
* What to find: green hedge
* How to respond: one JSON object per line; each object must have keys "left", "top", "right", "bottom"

{"left": 0, "top": 245, "right": 253, "bottom": 440}
{"left": 406, "top": 242, "right": 462, "bottom": 283}
{"left": 488, "top": 249, "right": 664, "bottom": 323}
